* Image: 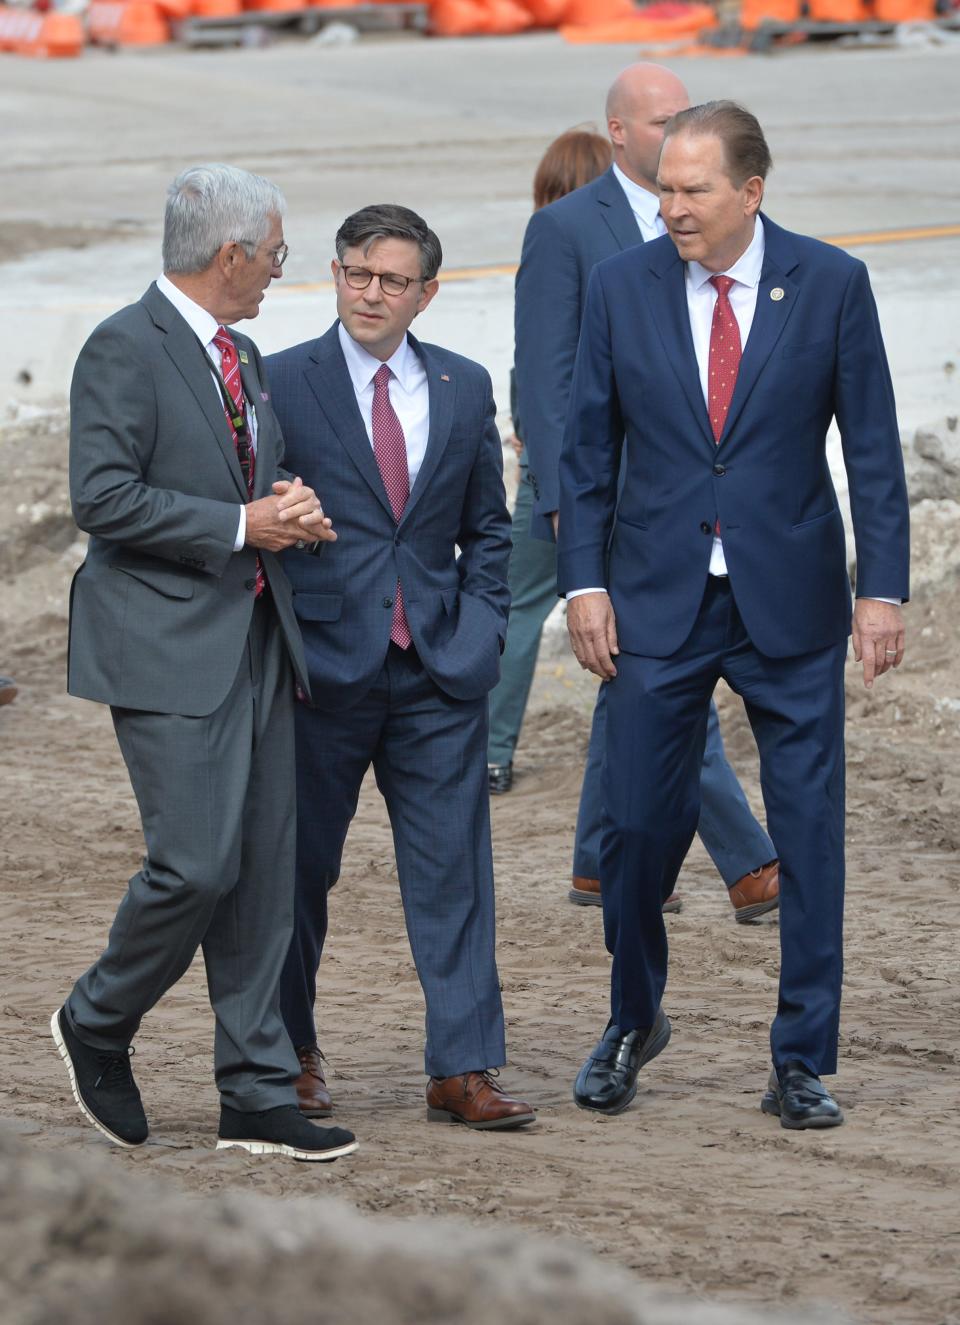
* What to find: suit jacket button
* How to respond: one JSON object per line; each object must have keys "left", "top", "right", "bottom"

{"left": 700, "top": 521, "right": 712, "bottom": 535}
{"left": 245, "top": 578, "right": 256, "bottom": 590}
{"left": 383, "top": 596, "right": 393, "bottom": 608}
{"left": 713, "top": 463, "right": 725, "bottom": 476}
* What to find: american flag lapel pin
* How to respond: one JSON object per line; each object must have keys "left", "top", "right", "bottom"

{"left": 260, "top": 391, "right": 270, "bottom": 401}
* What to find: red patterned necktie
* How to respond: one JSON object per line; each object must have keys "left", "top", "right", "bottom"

{"left": 212, "top": 325, "right": 264, "bottom": 598}
{"left": 372, "top": 363, "right": 412, "bottom": 650}
{"left": 707, "top": 275, "right": 741, "bottom": 537}
{"left": 707, "top": 275, "right": 741, "bottom": 443}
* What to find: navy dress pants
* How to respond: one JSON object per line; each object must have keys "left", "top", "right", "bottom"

{"left": 280, "top": 644, "right": 506, "bottom": 1080}
{"left": 602, "top": 577, "right": 847, "bottom": 1075}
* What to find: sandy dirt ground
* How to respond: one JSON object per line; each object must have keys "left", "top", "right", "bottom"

{"left": 1, "top": 31, "right": 959, "bottom": 1325}
{"left": 1, "top": 410, "right": 958, "bottom": 1325}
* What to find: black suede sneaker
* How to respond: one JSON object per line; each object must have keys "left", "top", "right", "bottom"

{"left": 50, "top": 1006, "right": 148, "bottom": 1147}
{"left": 216, "top": 1104, "right": 358, "bottom": 1162}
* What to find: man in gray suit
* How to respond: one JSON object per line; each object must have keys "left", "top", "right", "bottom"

{"left": 52, "top": 164, "right": 357, "bottom": 1163}
{"left": 266, "top": 205, "right": 535, "bottom": 1131}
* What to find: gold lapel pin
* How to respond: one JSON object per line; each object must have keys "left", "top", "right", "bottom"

{"left": 238, "top": 349, "right": 250, "bottom": 363}
{"left": 770, "top": 287, "right": 785, "bottom": 302}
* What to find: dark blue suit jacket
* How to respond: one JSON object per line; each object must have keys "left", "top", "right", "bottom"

{"left": 514, "top": 166, "right": 643, "bottom": 539}
{"left": 265, "top": 325, "right": 511, "bottom": 709}
{"left": 557, "top": 216, "right": 910, "bottom": 660}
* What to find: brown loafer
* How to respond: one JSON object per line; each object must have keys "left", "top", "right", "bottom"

{"left": 569, "top": 875, "right": 602, "bottom": 906}
{"left": 730, "top": 859, "right": 780, "bottom": 924}
{"left": 294, "top": 1044, "right": 333, "bottom": 1117}
{"left": 426, "top": 1071, "right": 536, "bottom": 1130}
{"left": 569, "top": 876, "right": 682, "bottom": 914}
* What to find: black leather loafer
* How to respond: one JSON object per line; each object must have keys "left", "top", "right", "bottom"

{"left": 488, "top": 763, "right": 513, "bottom": 795}
{"left": 761, "top": 1060, "right": 844, "bottom": 1130}
{"left": 573, "top": 1008, "right": 671, "bottom": 1115}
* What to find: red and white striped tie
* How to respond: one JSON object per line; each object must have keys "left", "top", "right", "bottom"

{"left": 213, "top": 325, "right": 264, "bottom": 598}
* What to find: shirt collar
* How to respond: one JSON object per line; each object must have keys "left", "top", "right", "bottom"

{"left": 687, "top": 216, "right": 765, "bottom": 293}
{"left": 611, "top": 162, "right": 662, "bottom": 229}
{"left": 338, "top": 321, "right": 418, "bottom": 394}
{"left": 156, "top": 272, "right": 221, "bottom": 347}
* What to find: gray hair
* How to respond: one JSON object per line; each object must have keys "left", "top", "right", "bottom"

{"left": 663, "top": 101, "right": 772, "bottom": 186}
{"left": 335, "top": 204, "right": 442, "bottom": 281}
{"left": 162, "top": 163, "right": 286, "bottom": 275}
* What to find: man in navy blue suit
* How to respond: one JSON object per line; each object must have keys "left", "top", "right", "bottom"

{"left": 266, "top": 205, "right": 535, "bottom": 1132}
{"left": 509, "top": 64, "right": 780, "bottom": 921}
{"left": 560, "top": 103, "right": 909, "bottom": 1128}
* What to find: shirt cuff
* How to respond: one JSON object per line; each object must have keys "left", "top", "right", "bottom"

{"left": 566, "top": 587, "right": 607, "bottom": 600}
{"left": 859, "top": 596, "right": 901, "bottom": 606}
{"left": 234, "top": 506, "right": 246, "bottom": 553}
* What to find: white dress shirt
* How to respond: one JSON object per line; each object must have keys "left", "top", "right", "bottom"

{"left": 686, "top": 216, "right": 766, "bottom": 577}
{"left": 611, "top": 163, "right": 668, "bottom": 243}
{"left": 338, "top": 322, "right": 430, "bottom": 488}
{"left": 156, "top": 273, "right": 254, "bottom": 551}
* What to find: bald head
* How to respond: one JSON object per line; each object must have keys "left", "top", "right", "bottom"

{"left": 605, "top": 63, "right": 690, "bottom": 193}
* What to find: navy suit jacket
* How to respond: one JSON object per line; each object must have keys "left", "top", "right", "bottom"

{"left": 557, "top": 216, "right": 910, "bottom": 660}
{"left": 265, "top": 325, "right": 511, "bottom": 710}
{"left": 514, "top": 166, "right": 643, "bottom": 539}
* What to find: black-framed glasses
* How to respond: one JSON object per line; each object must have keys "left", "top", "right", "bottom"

{"left": 340, "top": 265, "right": 423, "bottom": 297}
{"left": 238, "top": 239, "right": 289, "bottom": 268}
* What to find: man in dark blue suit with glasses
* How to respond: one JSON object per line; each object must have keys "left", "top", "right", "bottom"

{"left": 560, "top": 103, "right": 909, "bottom": 1129}
{"left": 266, "top": 204, "right": 536, "bottom": 1134}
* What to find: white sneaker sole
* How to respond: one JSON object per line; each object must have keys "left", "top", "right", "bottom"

{"left": 50, "top": 1008, "right": 145, "bottom": 1149}
{"left": 216, "top": 1137, "right": 359, "bottom": 1162}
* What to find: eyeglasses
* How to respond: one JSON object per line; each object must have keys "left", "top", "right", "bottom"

{"left": 237, "top": 239, "right": 289, "bottom": 268}
{"left": 340, "top": 265, "right": 423, "bottom": 297}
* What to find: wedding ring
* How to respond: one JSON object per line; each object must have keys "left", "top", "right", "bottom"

{"left": 884, "top": 649, "right": 897, "bottom": 655}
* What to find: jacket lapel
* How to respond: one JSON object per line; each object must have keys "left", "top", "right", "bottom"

{"left": 401, "top": 333, "right": 454, "bottom": 524}
{"left": 717, "top": 218, "right": 800, "bottom": 447}
{"left": 142, "top": 284, "right": 249, "bottom": 501}
{"left": 645, "top": 245, "right": 714, "bottom": 449}
{"left": 303, "top": 325, "right": 396, "bottom": 521}
{"left": 594, "top": 167, "right": 645, "bottom": 253}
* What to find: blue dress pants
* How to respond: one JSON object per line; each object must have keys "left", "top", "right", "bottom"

{"left": 487, "top": 467, "right": 775, "bottom": 886}
{"left": 602, "top": 577, "right": 847, "bottom": 1075}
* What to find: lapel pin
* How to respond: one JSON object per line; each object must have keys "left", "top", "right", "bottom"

{"left": 238, "top": 349, "right": 250, "bottom": 363}
{"left": 440, "top": 373, "right": 450, "bottom": 382}
{"left": 260, "top": 391, "right": 269, "bottom": 402}
{"left": 770, "top": 287, "right": 785, "bottom": 302}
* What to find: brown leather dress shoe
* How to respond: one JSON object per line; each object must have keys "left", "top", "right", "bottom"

{"left": 294, "top": 1044, "right": 333, "bottom": 1117}
{"left": 426, "top": 1071, "right": 536, "bottom": 1130}
{"left": 729, "top": 859, "right": 780, "bottom": 924}
{"left": 569, "top": 876, "right": 682, "bottom": 913}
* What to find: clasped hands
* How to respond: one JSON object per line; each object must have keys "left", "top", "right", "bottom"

{"left": 245, "top": 477, "right": 337, "bottom": 552}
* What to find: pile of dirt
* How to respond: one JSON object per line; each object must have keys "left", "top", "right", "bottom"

{"left": 0, "top": 1127, "right": 817, "bottom": 1325}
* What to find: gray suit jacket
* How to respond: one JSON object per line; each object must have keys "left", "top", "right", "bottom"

{"left": 265, "top": 325, "right": 511, "bottom": 710}
{"left": 67, "top": 282, "right": 309, "bottom": 717}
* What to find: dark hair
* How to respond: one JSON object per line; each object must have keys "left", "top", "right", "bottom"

{"left": 533, "top": 129, "right": 612, "bottom": 210}
{"left": 663, "top": 101, "right": 772, "bottom": 186}
{"left": 335, "top": 204, "right": 442, "bottom": 280}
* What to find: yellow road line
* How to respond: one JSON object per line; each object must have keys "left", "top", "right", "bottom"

{"left": 819, "top": 223, "right": 960, "bottom": 247}
{"left": 274, "top": 222, "right": 960, "bottom": 294}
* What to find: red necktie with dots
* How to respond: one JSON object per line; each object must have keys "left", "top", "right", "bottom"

{"left": 372, "top": 363, "right": 412, "bottom": 650}
{"left": 212, "top": 325, "right": 264, "bottom": 598}
{"left": 707, "top": 275, "right": 741, "bottom": 536}
{"left": 708, "top": 275, "right": 741, "bottom": 442}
